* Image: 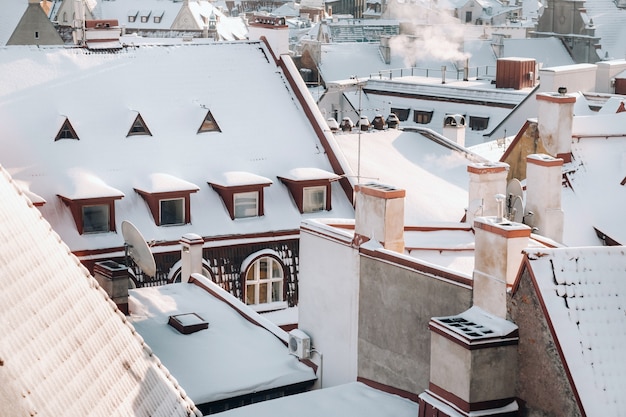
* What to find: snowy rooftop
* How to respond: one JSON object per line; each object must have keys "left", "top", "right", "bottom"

{"left": 213, "top": 381, "right": 418, "bottom": 416}
{"left": 0, "top": 164, "right": 200, "bottom": 416}
{"left": 128, "top": 275, "right": 316, "bottom": 406}
{"left": 579, "top": 0, "right": 626, "bottom": 60}
{"left": 0, "top": 0, "right": 27, "bottom": 45}
{"left": 524, "top": 246, "right": 626, "bottom": 417}
{"left": 561, "top": 107, "right": 626, "bottom": 246}
{"left": 0, "top": 42, "right": 355, "bottom": 254}
{"left": 329, "top": 128, "right": 487, "bottom": 224}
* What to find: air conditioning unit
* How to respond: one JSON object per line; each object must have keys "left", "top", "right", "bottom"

{"left": 288, "top": 329, "right": 311, "bottom": 359}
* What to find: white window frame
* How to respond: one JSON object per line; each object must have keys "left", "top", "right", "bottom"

{"left": 234, "top": 191, "right": 259, "bottom": 218}
{"left": 159, "top": 197, "right": 185, "bottom": 226}
{"left": 303, "top": 185, "right": 326, "bottom": 213}
{"left": 82, "top": 204, "right": 110, "bottom": 234}
{"left": 245, "top": 256, "right": 285, "bottom": 308}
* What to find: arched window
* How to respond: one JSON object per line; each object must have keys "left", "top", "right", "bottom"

{"left": 243, "top": 255, "right": 285, "bottom": 307}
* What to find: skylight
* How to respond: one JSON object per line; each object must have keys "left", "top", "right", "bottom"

{"left": 127, "top": 113, "right": 152, "bottom": 137}
{"left": 198, "top": 110, "right": 221, "bottom": 133}
{"left": 55, "top": 118, "right": 79, "bottom": 141}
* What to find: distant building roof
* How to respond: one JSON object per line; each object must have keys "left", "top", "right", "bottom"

{"left": 522, "top": 246, "right": 626, "bottom": 417}
{"left": 0, "top": 164, "right": 200, "bottom": 417}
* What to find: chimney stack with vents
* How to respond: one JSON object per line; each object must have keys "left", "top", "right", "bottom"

{"left": 442, "top": 114, "right": 466, "bottom": 147}
{"left": 466, "top": 162, "right": 509, "bottom": 227}
{"left": 94, "top": 260, "right": 130, "bottom": 315}
{"left": 180, "top": 233, "right": 204, "bottom": 283}
{"left": 525, "top": 154, "right": 564, "bottom": 242}
{"left": 354, "top": 183, "right": 405, "bottom": 253}
{"left": 536, "top": 91, "right": 575, "bottom": 162}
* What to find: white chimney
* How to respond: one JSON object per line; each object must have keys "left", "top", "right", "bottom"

{"left": 247, "top": 16, "right": 290, "bottom": 58}
{"left": 442, "top": 114, "right": 466, "bottom": 147}
{"left": 525, "top": 154, "right": 564, "bottom": 242}
{"left": 536, "top": 91, "right": 575, "bottom": 162}
{"left": 466, "top": 162, "right": 509, "bottom": 226}
{"left": 180, "top": 233, "right": 204, "bottom": 283}
{"left": 473, "top": 216, "right": 531, "bottom": 318}
{"left": 354, "top": 183, "right": 405, "bottom": 253}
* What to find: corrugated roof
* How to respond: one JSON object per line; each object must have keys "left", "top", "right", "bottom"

{"left": 0, "top": 164, "right": 201, "bottom": 417}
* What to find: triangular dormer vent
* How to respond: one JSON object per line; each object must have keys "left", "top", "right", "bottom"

{"left": 127, "top": 113, "right": 152, "bottom": 137}
{"left": 55, "top": 118, "right": 79, "bottom": 141}
{"left": 197, "top": 110, "right": 221, "bottom": 133}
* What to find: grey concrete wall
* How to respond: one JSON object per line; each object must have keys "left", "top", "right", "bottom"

{"left": 357, "top": 254, "right": 473, "bottom": 395}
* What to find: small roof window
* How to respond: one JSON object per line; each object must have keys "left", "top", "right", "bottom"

{"left": 198, "top": 110, "right": 221, "bottom": 133}
{"left": 168, "top": 313, "right": 208, "bottom": 334}
{"left": 55, "top": 118, "right": 79, "bottom": 141}
{"left": 127, "top": 113, "right": 152, "bottom": 137}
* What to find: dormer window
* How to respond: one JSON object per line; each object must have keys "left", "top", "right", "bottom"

{"left": 55, "top": 118, "right": 79, "bottom": 141}
{"left": 413, "top": 110, "right": 433, "bottom": 124}
{"left": 58, "top": 175, "right": 124, "bottom": 235}
{"left": 390, "top": 107, "right": 410, "bottom": 121}
{"left": 135, "top": 173, "right": 200, "bottom": 226}
{"left": 198, "top": 110, "right": 221, "bottom": 133}
{"left": 127, "top": 113, "right": 152, "bottom": 137}
{"left": 278, "top": 168, "right": 339, "bottom": 214}
{"left": 153, "top": 10, "right": 164, "bottom": 23}
{"left": 469, "top": 115, "right": 489, "bottom": 131}
{"left": 128, "top": 10, "right": 138, "bottom": 22}
{"left": 208, "top": 172, "right": 272, "bottom": 220}
{"left": 140, "top": 10, "right": 151, "bottom": 23}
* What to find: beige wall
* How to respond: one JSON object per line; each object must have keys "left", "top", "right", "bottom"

{"left": 357, "top": 252, "right": 472, "bottom": 395}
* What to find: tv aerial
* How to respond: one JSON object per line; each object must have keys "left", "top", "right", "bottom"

{"left": 506, "top": 178, "right": 525, "bottom": 223}
{"left": 121, "top": 220, "right": 157, "bottom": 278}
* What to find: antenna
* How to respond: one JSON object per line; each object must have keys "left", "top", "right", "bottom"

{"left": 121, "top": 220, "right": 157, "bottom": 278}
{"left": 506, "top": 179, "right": 525, "bottom": 223}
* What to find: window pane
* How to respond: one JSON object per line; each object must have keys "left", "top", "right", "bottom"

{"left": 271, "top": 281, "right": 282, "bottom": 302}
{"left": 259, "top": 283, "right": 268, "bottom": 304}
{"left": 160, "top": 198, "right": 184, "bottom": 225}
{"left": 259, "top": 258, "right": 268, "bottom": 279}
{"left": 82, "top": 205, "right": 109, "bottom": 233}
{"left": 246, "top": 284, "right": 256, "bottom": 304}
{"left": 234, "top": 192, "right": 258, "bottom": 218}
{"left": 272, "top": 259, "right": 282, "bottom": 278}
{"left": 303, "top": 186, "right": 325, "bottom": 213}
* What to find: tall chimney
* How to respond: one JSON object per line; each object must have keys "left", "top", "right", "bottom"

{"left": 525, "top": 154, "right": 564, "bottom": 242}
{"left": 354, "top": 183, "right": 405, "bottom": 253}
{"left": 94, "top": 260, "right": 129, "bottom": 314}
{"left": 536, "top": 91, "right": 575, "bottom": 162}
{"left": 180, "top": 233, "right": 204, "bottom": 283}
{"left": 473, "top": 216, "right": 531, "bottom": 318}
{"left": 466, "top": 162, "right": 509, "bottom": 226}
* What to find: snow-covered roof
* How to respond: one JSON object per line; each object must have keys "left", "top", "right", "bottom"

{"left": 579, "top": 0, "right": 626, "bottom": 60}
{"left": 128, "top": 275, "right": 316, "bottom": 406}
{"left": 329, "top": 128, "right": 487, "bottom": 224}
{"left": 0, "top": 42, "right": 355, "bottom": 254}
{"left": 561, "top": 110, "right": 626, "bottom": 245}
{"left": 0, "top": 164, "right": 201, "bottom": 416}
{"left": 523, "top": 246, "right": 626, "bottom": 417}
{"left": 502, "top": 37, "right": 575, "bottom": 68}
{"left": 209, "top": 381, "right": 418, "bottom": 416}
{"left": 0, "top": 0, "right": 27, "bottom": 45}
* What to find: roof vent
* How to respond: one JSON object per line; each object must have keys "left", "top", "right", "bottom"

{"left": 168, "top": 313, "right": 209, "bottom": 334}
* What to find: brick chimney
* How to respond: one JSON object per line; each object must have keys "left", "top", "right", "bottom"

{"left": 525, "top": 154, "right": 564, "bottom": 242}
{"left": 354, "top": 183, "right": 405, "bottom": 253}
{"left": 180, "top": 233, "right": 204, "bottom": 283}
{"left": 536, "top": 91, "right": 575, "bottom": 162}
{"left": 466, "top": 162, "right": 509, "bottom": 227}
{"left": 94, "top": 260, "right": 129, "bottom": 314}
{"left": 473, "top": 217, "right": 531, "bottom": 318}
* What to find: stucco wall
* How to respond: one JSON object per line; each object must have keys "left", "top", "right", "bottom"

{"left": 357, "top": 253, "right": 473, "bottom": 395}
{"left": 298, "top": 227, "right": 361, "bottom": 388}
{"left": 508, "top": 268, "right": 582, "bottom": 417}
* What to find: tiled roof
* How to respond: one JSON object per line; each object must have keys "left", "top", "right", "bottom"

{"left": 0, "top": 164, "right": 201, "bottom": 417}
{"left": 525, "top": 247, "right": 626, "bottom": 417}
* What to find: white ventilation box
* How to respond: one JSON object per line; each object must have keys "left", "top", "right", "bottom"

{"left": 288, "top": 329, "right": 311, "bottom": 359}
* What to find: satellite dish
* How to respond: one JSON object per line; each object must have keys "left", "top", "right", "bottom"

{"left": 506, "top": 179, "right": 525, "bottom": 222}
{"left": 121, "top": 220, "right": 157, "bottom": 278}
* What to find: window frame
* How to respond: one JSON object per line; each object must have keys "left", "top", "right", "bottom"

{"left": 58, "top": 196, "right": 121, "bottom": 235}
{"left": 302, "top": 185, "right": 327, "bottom": 213}
{"left": 55, "top": 118, "right": 79, "bottom": 141}
{"left": 81, "top": 203, "right": 110, "bottom": 234}
{"left": 243, "top": 255, "right": 286, "bottom": 309}
{"left": 197, "top": 110, "right": 221, "bottom": 133}
{"left": 208, "top": 181, "right": 271, "bottom": 221}
{"left": 413, "top": 110, "right": 434, "bottom": 124}
{"left": 277, "top": 176, "right": 334, "bottom": 214}
{"left": 135, "top": 189, "right": 197, "bottom": 226}
{"left": 127, "top": 113, "right": 152, "bottom": 137}
{"left": 159, "top": 197, "right": 185, "bottom": 226}
{"left": 469, "top": 115, "right": 490, "bottom": 131}
{"left": 233, "top": 191, "right": 259, "bottom": 219}
{"left": 390, "top": 107, "right": 410, "bottom": 122}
